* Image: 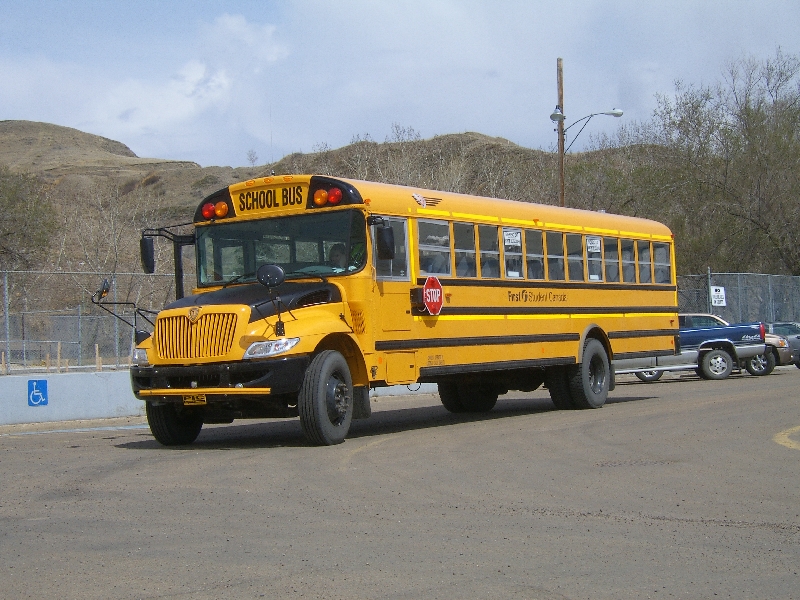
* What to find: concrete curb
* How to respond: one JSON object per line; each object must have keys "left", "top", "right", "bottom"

{"left": 0, "top": 371, "right": 438, "bottom": 426}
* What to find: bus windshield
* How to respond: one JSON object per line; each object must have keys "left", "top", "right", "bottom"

{"left": 196, "top": 209, "right": 367, "bottom": 286}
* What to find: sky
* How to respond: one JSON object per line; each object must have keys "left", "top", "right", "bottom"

{"left": 1, "top": 0, "right": 799, "bottom": 168}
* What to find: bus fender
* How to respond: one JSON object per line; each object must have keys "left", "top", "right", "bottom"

{"left": 314, "top": 333, "right": 369, "bottom": 387}
{"left": 578, "top": 325, "right": 614, "bottom": 391}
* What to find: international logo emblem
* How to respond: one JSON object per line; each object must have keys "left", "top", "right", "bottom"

{"left": 188, "top": 307, "right": 200, "bottom": 323}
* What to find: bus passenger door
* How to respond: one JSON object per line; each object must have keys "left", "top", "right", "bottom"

{"left": 373, "top": 217, "right": 411, "bottom": 332}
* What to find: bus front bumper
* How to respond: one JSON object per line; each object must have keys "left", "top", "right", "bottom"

{"left": 130, "top": 355, "right": 310, "bottom": 400}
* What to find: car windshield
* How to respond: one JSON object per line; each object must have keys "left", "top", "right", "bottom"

{"left": 196, "top": 210, "right": 367, "bottom": 286}
{"left": 771, "top": 323, "right": 800, "bottom": 336}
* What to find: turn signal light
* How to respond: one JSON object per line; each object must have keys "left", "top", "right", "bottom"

{"left": 214, "top": 201, "right": 228, "bottom": 217}
{"left": 313, "top": 189, "right": 328, "bottom": 206}
{"left": 312, "top": 186, "right": 344, "bottom": 207}
{"left": 201, "top": 201, "right": 229, "bottom": 219}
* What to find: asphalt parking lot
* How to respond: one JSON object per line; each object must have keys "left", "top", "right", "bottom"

{"left": 1, "top": 368, "right": 799, "bottom": 599}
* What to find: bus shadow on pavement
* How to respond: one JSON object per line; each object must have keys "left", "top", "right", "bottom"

{"left": 114, "top": 392, "right": 655, "bottom": 451}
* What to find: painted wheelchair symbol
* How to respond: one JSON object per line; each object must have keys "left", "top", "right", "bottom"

{"left": 28, "top": 381, "right": 48, "bottom": 406}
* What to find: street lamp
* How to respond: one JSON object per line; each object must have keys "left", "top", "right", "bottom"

{"left": 549, "top": 58, "right": 623, "bottom": 207}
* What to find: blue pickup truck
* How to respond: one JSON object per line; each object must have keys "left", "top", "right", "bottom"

{"left": 614, "top": 313, "right": 766, "bottom": 381}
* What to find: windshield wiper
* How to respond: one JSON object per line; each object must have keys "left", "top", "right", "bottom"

{"left": 221, "top": 271, "right": 256, "bottom": 288}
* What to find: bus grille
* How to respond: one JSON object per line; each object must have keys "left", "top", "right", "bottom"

{"left": 155, "top": 312, "right": 238, "bottom": 359}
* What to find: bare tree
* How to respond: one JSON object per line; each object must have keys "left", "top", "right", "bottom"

{"left": 247, "top": 149, "right": 259, "bottom": 168}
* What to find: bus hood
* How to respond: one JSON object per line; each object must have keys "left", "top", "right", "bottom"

{"left": 165, "top": 281, "right": 342, "bottom": 323}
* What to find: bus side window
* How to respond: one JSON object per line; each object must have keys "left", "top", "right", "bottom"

{"left": 453, "top": 222, "right": 477, "bottom": 277}
{"left": 478, "top": 225, "right": 500, "bottom": 278}
{"left": 604, "top": 237, "right": 620, "bottom": 282}
{"left": 503, "top": 227, "right": 523, "bottom": 279}
{"left": 621, "top": 239, "right": 636, "bottom": 283}
{"left": 653, "top": 242, "right": 671, "bottom": 283}
{"left": 418, "top": 219, "right": 451, "bottom": 276}
{"left": 374, "top": 217, "right": 409, "bottom": 280}
{"left": 546, "top": 231, "right": 565, "bottom": 281}
{"left": 637, "top": 240, "right": 652, "bottom": 283}
{"left": 525, "top": 229, "right": 544, "bottom": 280}
{"left": 586, "top": 236, "right": 603, "bottom": 281}
{"left": 566, "top": 233, "right": 585, "bottom": 281}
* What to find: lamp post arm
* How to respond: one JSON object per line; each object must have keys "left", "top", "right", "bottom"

{"left": 564, "top": 114, "right": 597, "bottom": 153}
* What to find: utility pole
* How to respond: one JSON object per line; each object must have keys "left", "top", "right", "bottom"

{"left": 557, "top": 57, "right": 565, "bottom": 208}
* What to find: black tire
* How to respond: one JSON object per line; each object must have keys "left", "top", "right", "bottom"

{"left": 438, "top": 381, "right": 465, "bottom": 413}
{"left": 700, "top": 349, "right": 733, "bottom": 380}
{"left": 457, "top": 383, "right": 498, "bottom": 412}
{"left": 298, "top": 350, "right": 354, "bottom": 445}
{"left": 146, "top": 402, "right": 203, "bottom": 446}
{"left": 545, "top": 366, "right": 576, "bottom": 410}
{"left": 568, "top": 338, "right": 610, "bottom": 409}
{"left": 745, "top": 351, "right": 776, "bottom": 376}
{"left": 635, "top": 370, "right": 663, "bottom": 382}
{"left": 695, "top": 367, "right": 709, "bottom": 380}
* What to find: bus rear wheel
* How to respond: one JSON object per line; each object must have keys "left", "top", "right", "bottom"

{"left": 146, "top": 402, "right": 203, "bottom": 446}
{"left": 298, "top": 350, "right": 354, "bottom": 445}
{"left": 438, "top": 382, "right": 466, "bottom": 413}
{"left": 458, "top": 383, "right": 498, "bottom": 412}
{"left": 568, "top": 339, "right": 610, "bottom": 409}
{"left": 437, "top": 381, "right": 498, "bottom": 412}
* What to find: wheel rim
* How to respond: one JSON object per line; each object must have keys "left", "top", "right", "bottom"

{"left": 750, "top": 356, "right": 767, "bottom": 373}
{"left": 589, "top": 354, "right": 606, "bottom": 394}
{"left": 709, "top": 354, "right": 728, "bottom": 375}
{"left": 642, "top": 370, "right": 658, "bottom": 377}
{"left": 324, "top": 371, "right": 350, "bottom": 426}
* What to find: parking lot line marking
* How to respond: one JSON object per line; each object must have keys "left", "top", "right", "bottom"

{"left": 773, "top": 425, "right": 800, "bottom": 450}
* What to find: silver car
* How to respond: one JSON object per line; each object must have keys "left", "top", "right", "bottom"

{"left": 765, "top": 323, "right": 800, "bottom": 368}
{"left": 745, "top": 333, "right": 793, "bottom": 376}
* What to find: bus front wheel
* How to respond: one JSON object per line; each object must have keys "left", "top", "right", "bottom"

{"left": 298, "top": 350, "right": 354, "bottom": 445}
{"left": 146, "top": 402, "right": 203, "bottom": 446}
{"left": 568, "top": 339, "right": 610, "bottom": 409}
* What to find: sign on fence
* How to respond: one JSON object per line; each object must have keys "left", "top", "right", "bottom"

{"left": 710, "top": 286, "right": 727, "bottom": 307}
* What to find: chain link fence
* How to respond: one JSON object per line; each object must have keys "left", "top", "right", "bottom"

{"left": 2, "top": 270, "right": 800, "bottom": 374}
{"left": 677, "top": 272, "right": 800, "bottom": 323}
{"left": 1, "top": 271, "right": 177, "bottom": 374}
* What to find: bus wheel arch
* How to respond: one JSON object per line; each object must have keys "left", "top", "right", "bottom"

{"left": 315, "top": 333, "right": 368, "bottom": 387}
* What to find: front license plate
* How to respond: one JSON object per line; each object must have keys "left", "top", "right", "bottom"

{"left": 183, "top": 394, "right": 207, "bottom": 406}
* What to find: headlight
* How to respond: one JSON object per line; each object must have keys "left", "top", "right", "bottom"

{"left": 243, "top": 337, "right": 300, "bottom": 359}
{"left": 132, "top": 348, "right": 150, "bottom": 366}
{"left": 778, "top": 339, "right": 789, "bottom": 348}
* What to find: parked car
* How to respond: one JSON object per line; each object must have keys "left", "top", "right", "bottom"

{"left": 615, "top": 313, "right": 766, "bottom": 381}
{"left": 744, "top": 333, "right": 793, "bottom": 376}
{"left": 765, "top": 322, "right": 800, "bottom": 368}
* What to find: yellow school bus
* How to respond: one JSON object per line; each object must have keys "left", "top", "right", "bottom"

{"left": 130, "top": 174, "right": 678, "bottom": 445}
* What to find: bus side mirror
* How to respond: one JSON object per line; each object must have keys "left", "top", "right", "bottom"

{"left": 257, "top": 264, "right": 286, "bottom": 289}
{"left": 140, "top": 237, "right": 155, "bottom": 274}
{"left": 95, "top": 279, "right": 110, "bottom": 301}
{"left": 376, "top": 225, "right": 395, "bottom": 260}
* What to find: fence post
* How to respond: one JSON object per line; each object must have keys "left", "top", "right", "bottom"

{"left": 95, "top": 344, "right": 102, "bottom": 372}
{"left": 78, "top": 303, "right": 83, "bottom": 367}
{"left": 112, "top": 273, "right": 120, "bottom": 367}
{"left": 3, "top": 272, "right": 9, "bottom": 368}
